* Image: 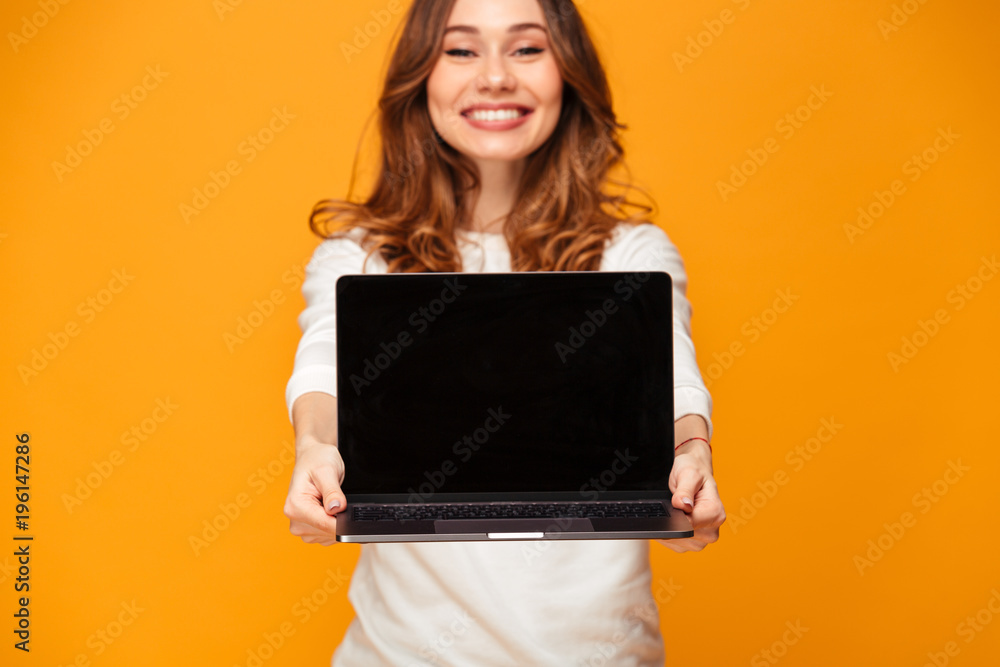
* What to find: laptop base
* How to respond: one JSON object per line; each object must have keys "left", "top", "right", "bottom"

{"left": 336, "top": 505, "right": 694, "bottom": 543}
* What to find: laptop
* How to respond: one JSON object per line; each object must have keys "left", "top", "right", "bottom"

{"left": 333, "top": 270, "right": 693, "bottom": 542}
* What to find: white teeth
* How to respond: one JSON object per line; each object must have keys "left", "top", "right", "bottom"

{"left": 467, "top": 108, "right": 523, "bottom": 122}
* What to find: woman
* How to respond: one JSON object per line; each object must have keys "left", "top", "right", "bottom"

{"left": 283, "top": 0, "right": 725, "bottom": 663}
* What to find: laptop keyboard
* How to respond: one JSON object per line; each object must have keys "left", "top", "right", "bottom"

{"left": 352, "top": 501, "right": 667, "bottom": 522}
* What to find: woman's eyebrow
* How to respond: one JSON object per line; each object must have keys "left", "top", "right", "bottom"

{"left": 443, "top": 23, "right": 548, "bottom": 36}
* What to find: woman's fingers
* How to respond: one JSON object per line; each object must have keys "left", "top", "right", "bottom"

{"left": 661, "top": 467, "right": 726, "bottom": 553}
{"left": 285, "top": 487, "right": 340, "bottom": 536}
{"left": 309, "top": 457, "right": 346, "bottom": 515}
{"left": 289, "top": 519, "right": 338, "bottom": 545}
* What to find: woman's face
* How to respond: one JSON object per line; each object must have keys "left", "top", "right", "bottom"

{"left": 426, "top": 0, "right": 564, "bottom": 169}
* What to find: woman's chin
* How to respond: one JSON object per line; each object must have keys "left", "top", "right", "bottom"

{"left": 461, "top": 147, "right": 535, "bottom": 166}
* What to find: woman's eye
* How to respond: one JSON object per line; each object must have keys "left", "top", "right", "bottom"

{"left": 444, "top": 46, "right": 543, "bottom": 58}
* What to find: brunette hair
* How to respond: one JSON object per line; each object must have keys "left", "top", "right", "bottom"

{"left": 310, "top": 0, "right": 653, "bottom": 272}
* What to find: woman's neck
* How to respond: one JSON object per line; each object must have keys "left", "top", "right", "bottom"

{"left": 463, "top": 158, "right": 525, "bottom": 234}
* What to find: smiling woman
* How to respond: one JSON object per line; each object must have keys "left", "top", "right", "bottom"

{"left": 283, "top": 0, "right": 723, "bottom": 665}
{"left": 309, "top": 0, "right": 654, "bottom": 272}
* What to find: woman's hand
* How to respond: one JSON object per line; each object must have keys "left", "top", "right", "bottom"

{"left": 283, "top": 392, "right": 345, "bottom": 546}
{"left": 657, "top": 415, "right": 725, "bottom": 553}
{"left": 283, "top": 439, "right": 346, "bottom": 546}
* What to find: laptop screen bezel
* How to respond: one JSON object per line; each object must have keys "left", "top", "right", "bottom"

{"left": 334, "top": 271, "right": 677, "bottom": 502}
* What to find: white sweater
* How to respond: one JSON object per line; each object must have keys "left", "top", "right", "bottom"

{"left": 285, "top": 223, "right": 712, "bottom": 666}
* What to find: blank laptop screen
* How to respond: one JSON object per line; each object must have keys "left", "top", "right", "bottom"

{"left": 336, "top": 272, "right": 674, "bottom": 498}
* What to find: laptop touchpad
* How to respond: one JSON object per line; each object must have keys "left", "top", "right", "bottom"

{"left": 435, "top": 518, "right": 594, "bottom": 534}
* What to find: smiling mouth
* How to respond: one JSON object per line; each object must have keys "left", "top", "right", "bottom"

{"left": 462, "top": 108, "right": 531, "bottom": 122}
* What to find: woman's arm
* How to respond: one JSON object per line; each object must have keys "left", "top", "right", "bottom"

{"left": 283, "top": 391, "right": 346, "bottom": 546}
{"left": 283, "top": 234, "right": 377, "bottom": 545}
{"left": 292, "top": 390, "right": 338, "bottom": 448}
{"left": 603, "top": 224, "right": 725, "bottom": 551}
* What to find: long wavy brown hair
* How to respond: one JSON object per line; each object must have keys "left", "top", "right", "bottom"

{"left": 310, "top": 0, "right": 654, "bottom": 272}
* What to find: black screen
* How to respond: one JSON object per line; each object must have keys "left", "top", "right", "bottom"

{"left": 336, "top": 271, "right": 674, "bottom": 499}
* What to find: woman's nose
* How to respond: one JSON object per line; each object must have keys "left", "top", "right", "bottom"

{"left": 476, "top": 53, "right": 516, "bottom": 93}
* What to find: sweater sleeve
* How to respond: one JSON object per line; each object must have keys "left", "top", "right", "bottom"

{"left": 284, "top": 232, "right": 382, "bottom": 423}
{"left": 601, "top": 223, "right": 714, "bottom": 439}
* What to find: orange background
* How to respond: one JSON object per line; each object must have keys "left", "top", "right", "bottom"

{"left": 2, "top": 0, "right": 999, "bottom": 665}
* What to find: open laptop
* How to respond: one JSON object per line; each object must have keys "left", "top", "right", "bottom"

{"left": 333, "top": 271, "right": 693, "bottom": 542}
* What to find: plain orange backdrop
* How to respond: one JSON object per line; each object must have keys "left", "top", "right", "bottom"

{"left": 2, "top": 0, "right": 999, "bottom": 665}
